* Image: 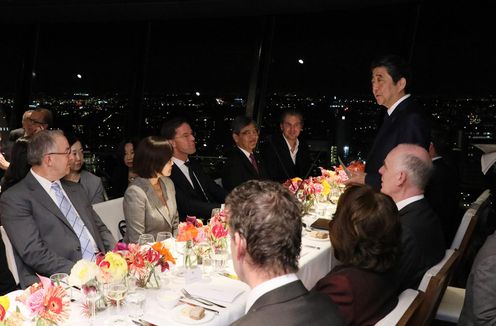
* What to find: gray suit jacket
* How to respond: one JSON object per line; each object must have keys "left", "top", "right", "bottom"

{"left": 0, "top": 171, "right": 116, "bottom": 288}
{"left": 123, "top": 176, "right": 179, "bottom": 243}
{"left": 79, "top": 170, "right": 105, "bottom": 204}
{"left": 459, "top": 231, "right": 496, "bottom": 326}
{"left": 231, "top": 280, "right": 345, "bottom": 326}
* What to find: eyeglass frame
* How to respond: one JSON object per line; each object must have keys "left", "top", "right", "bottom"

{"left": 44, "top": 149, "right": 71, "bottom": 157}
{"left": 27, "top": 117, "right": 46, "bottom": 125}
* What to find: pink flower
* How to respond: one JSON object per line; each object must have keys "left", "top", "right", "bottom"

{"left": 211, "top": 224, "right": 228, "bottom": 238}
{"left": 26, "top": 289, "right": 45, "bottom": 315}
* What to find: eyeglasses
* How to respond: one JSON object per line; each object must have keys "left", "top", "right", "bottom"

{"left": 45, "top": 149, "right": 71, "bottom": 157}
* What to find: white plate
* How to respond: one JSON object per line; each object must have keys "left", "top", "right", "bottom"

{"left": 304, "top": 233, "right": 330, "bottom": 242}
{"left": 171, "top": 304, "right": 216, "bottom": 325}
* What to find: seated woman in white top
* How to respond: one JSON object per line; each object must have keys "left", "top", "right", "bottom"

{"left": 123, "top": 136, "right": 178, "bottom": 243}
{"left": 63, "top": 133, "right": 105, "bottom": 204}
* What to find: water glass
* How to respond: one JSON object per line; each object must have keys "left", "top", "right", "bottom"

{"left": 138, "top": 233, "right": 155, "bottom": 245}
{"left": 82, "top": 283, "right": 101, "bottom": 325}
{"left": 211, "top": 248, "right": 228, "bottom": 272}
{"left": 156, "top": 231, "right": 173, "bottom": 249}
{"left": 211, "top": 208, "right": 221, "bottom": 218}
{"left": 126, "top": 290, "right": 146, "bottom": 318}
{"left": 50, "top": 272, "right": 72, "bottom": 299}
{"left": 104, "top": 280, "right": 128, "bottom": 324}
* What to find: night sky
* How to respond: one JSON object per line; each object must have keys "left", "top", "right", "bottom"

{"left": 0, "top": 1, "right": 495, "bottom": 97}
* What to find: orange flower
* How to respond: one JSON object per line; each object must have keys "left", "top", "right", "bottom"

{"left": 40, "top": 285, "right": 69, "bottom": 323}
{"left": 152, "top": 242, "right": 176, "bottom": 265}
{"left": 177, "top": 223, "right": 199, "bottom": 242}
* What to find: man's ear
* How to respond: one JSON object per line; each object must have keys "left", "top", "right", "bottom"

{"left": 232, "top": 133, "right": 239, "bottom": 146}
{"left": 397, "top": 77, "right": 407, "bottom": 92}
{"left": 234, "top": 232, "right": 246, "bottom": 260}
{"left": 397, "top": 170, "right": 407, "bottom": 186}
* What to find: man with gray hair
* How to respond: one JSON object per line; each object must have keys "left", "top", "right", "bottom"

{"left": 228, "top": 180, "right": 344, "bottom": 325}
{"left": 0, "top": 130, "right": 115, "bottom": 288}
{"left": 379, "top": 143, "right": 445, "bottom": 290}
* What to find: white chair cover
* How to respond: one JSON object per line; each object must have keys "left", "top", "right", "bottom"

{"left": 92, "top": 197, "right": 124, "bottom": 241}
{"left": 1, "top": 226, "right": 19, "bottom": 284}
{"left": 375, "top": 289, "right": 419, "bottom": 326}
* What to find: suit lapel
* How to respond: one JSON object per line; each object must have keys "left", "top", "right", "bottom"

{"left": 26, "top": 173, "right": 74, "bottom": 231}
{"left": 171, "top": 165, "right": 195, "bottom": 194}
{"left": 237, "top": 147, "right": 259, "bottom": 176}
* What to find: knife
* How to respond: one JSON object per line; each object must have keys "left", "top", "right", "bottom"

{"left": 179, "top": 299, "right": 220, "bottom": 314}
{"left": 338, "top": 156, "right": 352, "bottom": 178}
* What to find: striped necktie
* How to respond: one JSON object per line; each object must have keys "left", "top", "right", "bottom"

{"left": 51, "top": 182, "right": 95, "bottom": 261}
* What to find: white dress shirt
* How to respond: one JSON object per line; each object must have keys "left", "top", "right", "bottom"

{"left": 283, "top": 135, "right": 299, "bottom": 164}
{"left": 245, "top": 273, "right": 299, "bottom": 313}
{"left": 172, "top": 156, "right": 194, "bottom": 187}
{"left": 387, "top": 94, "right": 411, "bottom": 116}
{"left": 396, "top": 194, "right": 424, "bottom": 211}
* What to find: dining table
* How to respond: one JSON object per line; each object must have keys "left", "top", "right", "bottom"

{"left": 3, "top": 206, "right": 336, "bottom": 326}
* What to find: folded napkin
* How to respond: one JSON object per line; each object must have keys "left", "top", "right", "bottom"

{"left": 185, "top": 283, "right": 245, "bottom": 303}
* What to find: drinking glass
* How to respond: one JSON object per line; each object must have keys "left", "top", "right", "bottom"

{"left": 104, "top": 280, "right": 128, "bottom": 324}
{"left": 211, "top": 208, "right": 220, "bottom": 218}
{"left": 211, "top": 247, "right": 228, "bottom": 273}
{"left": 156, "top": 231, "right": 173, "bottom": 249}
{"left": 126, "top": 289, "right": 146, "bottom": 319}
{"left": 50, "top": 272, "right": 72, "bottom": 300}
{"left": 138, "top": 233, "right": 155, "bottom": 245}
{"left": 82, "top": 283, "right": 101, "bottom": 325}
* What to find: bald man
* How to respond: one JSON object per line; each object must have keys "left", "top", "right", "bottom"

{"left": 379, "top": 144, "right": 445, "bottom": 290}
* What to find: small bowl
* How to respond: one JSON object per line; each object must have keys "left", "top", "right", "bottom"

{"left": 157, "top": 290, "right": 180, "bottom": 310}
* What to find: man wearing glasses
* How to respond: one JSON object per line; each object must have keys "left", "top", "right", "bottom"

{"left": 0, "top": 130, "right": 115, "bottom": 288}
{"left": 161, "top": 117, "right": 227, "bottom": 221}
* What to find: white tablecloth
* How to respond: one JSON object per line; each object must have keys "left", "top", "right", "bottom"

{"left": 5, "top": 213, "right": 335, "bottom": 326}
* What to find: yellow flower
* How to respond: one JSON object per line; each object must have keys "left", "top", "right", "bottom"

{"left": 321, "top": 179, "right": 331, "bottom": 196}
{"left": 68, "top": 260, "right": 99, "bottom": 288}
{"left": 97, "top": 252, "right": 128, "bottom": 283}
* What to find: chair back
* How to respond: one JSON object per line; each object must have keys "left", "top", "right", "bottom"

{"left": 1, "top": 226, "right": 19, "bottom": 284}
{"left": 474, "top": 189, "right": 491, "bottom": 206}
{"left": 451, "top": 207, "right": 478, "bottom": 251}
{"left": 375, "top": 289, "right": 423, "bottom": 326}
{"left": 411, "top": 249, "right": 460, "bottom": 326}
{"left": 93, "top": 197, "right": 124, "bottom": 241}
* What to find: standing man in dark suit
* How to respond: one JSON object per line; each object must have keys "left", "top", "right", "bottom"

{"left": 379, "top": 144, "right": 445, "bottom": 290}
{"left": 161, "top": 117, "right": 227, "bottom": 221}
{"left": 261, "top": 110, "right": 312, "bottom": 183}
{"left": 227, "top": 180, "right": 344, "bottom": 326}
{"left": 0, "top": 130, "right": 115, "bottom": 288}
{"left": 222, "top": 116, "right": 267, "bottom": 192}
{"left": 346, "top": 55, "right": 431, "bottom": 190}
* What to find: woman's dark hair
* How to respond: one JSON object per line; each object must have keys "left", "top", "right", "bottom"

{"left": 1, "top": 138, "right": 30, "bottom": 193}
{"left": 330, "top": 184, "right": 402, "bottom": 272}
{"left": 116, "top": 137, "right": 140, "bottom": 162}
{"left": 133, "top": 136, "right": 173, "bottom": 178}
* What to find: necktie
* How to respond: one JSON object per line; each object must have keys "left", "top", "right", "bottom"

{"left": 51, "top": 183, "right": 95, "bottom": 261}
{"left": 249, "top": 153, "right": 259, "bottom": 174}
{"left": 184, "top": 161, "right": 209, "bottom": 202}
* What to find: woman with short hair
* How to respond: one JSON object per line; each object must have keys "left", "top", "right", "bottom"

{"left": 123, "top": 136, "right": 178, "bottom": 243}
{"left": 313, "top": 185, "right": 402, "bottom": 326}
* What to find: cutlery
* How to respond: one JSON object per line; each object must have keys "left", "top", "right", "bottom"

{"left": 179, "top": 299, "right": 220, "bottom": 315}
{"left": 139, "top": 319, "right": 158, "bottom": 326}
{"left": 181, "top": 288, "right": 226, "bottom": 308}
{"left": 304, "top": 244, "right": 321, "bottom": 250}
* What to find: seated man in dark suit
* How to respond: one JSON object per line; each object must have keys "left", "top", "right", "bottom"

{"left": 161, "top": 117, "right": 227, "bottom": 221}
{"left": 458, "top": 230, "right": 496, "bottom": 326}
{"left": 222, "top": 116, "right": 267, "bottom": 192}
{"left": 424, "top": 128, "right": 461, "bottom": 247}
{"left": 0, "top": 130, "right": 115, "bottom": 288}
{"left": 346, "top": 55, "right": 431, "bottom": 190}
{"left": 261, "top": 109, "right": 312, "bottom": 183}
{"left": 227, "top": 180, "right": 344, "bottom": 326}
{"left": 379, "top": 143, "right": 445, "bottom": 290}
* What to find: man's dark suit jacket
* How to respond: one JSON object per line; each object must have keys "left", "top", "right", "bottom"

{"left": 231, "top": 280, "right": 345, "bottom": 326}
{"left": 365, "top": 97, "right": 431, "bottom": 189}
{"left": 169, "top": 159, "right": 227, "bottom": 221}
{"left": 260, "top": 133, "right": 313, "bottom": 183}
{"left": 394, "top": 198, "right": 446, "bottom": 290}
{"left": 314, "top": 265, "right": 398, "bottom": 326}
{"left": 425, "top": 157, "right": 461, "bottom": 247}
{"left": 222, "top": 147, "right": 268, "bottom": 192}
{"left": 0, "top": 172, "right": 116, "bottom": 288}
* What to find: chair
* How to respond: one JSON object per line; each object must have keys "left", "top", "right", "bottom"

{"left": 375, "top": 289, "right": 423, "bottom": 326}
{"left": 92, "top": 197, "right": 125, "bottom": 241}
{"left": 436, "top": 286, "right": 466, "bottom": 323}
{"left": 474, "top": 189, "right": 491, "bottom": 206}
{"left": 1, "top": 226, "right": 19, "bottom": 284}
{"left": 410, "top": 249, "right": 460, "bottom": 325}
{"left": 451, "top": 207, "right": 478, "bottom": 252}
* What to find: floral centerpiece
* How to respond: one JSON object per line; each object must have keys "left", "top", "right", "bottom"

{"left": 122, "top": 242, "right": 175, "bottom": 288}
{"left": 283, "top": 176, "right": 330, "bottom": 212}
{"left": 176, "top": 216, "right": 206, "bottom": 269}
{"left": 9, "top": 274, "right": 70, "bottom": 326}
{"left": 206, "top": 210, "right": 229, "bottom": 251}
{"left": 0, "top": 294, "right": 25, "bottom": 326}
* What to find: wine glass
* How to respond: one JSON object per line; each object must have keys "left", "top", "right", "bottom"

{"left": 50, "top": 272, "right": 72, "bottom": 300}
{"left": 82, "top": 283, "right": 101, "bottom": 325}
{"left": 104, "top": 280, "right": 128, "bottom": 324}
{"left": 211, "top": 208, "right": 220, "bottom": 219}
{"left": 138, "top": 233, "right": 155, "bottom": 245}
{"left": 156, "top": 231, "right": 173, "bottom": 248}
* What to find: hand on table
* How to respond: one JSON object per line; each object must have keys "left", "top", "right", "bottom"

{"left": 343, "top": 171, "right": 366, "bottom": 186}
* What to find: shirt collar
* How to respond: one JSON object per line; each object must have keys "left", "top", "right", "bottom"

{"left": 245, "top": 273, "right": 298, "bottom": 313}
{"left": 396, "top": 194, "right": 424, "bottom": 211}
{"left": 30, "top": 169, "right": 61, "bottom": 193}
{"left": 282, "top": 134, "right": 299, "bottom": 152}
{"left": 237, "top": 146, "right": 252, "bottom": 160}
{"left": 387, "top": 94, "right": 411, "bottom": 116}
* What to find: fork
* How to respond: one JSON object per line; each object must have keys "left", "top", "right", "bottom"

{"left": 181, "top": 288, "right": 226, "bottom": 308}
